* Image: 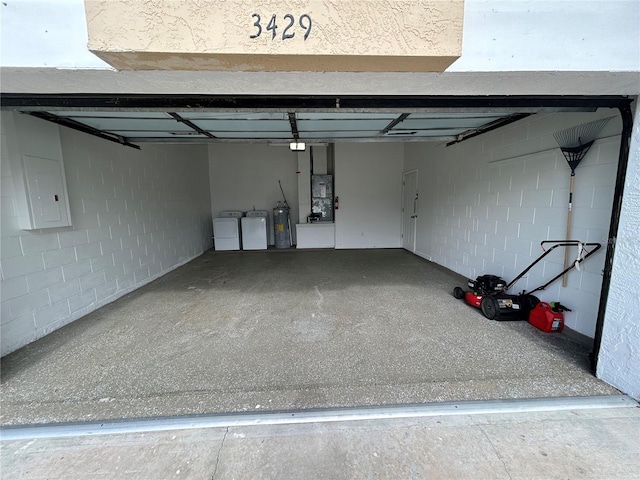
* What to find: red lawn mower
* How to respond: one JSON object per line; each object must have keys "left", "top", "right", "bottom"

{"left": 453, "top": 240, "right": 601, "bottom": 321}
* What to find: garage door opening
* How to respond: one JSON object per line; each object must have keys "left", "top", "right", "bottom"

{"left": 0, "top": 95, "right": 633, "bottom": 426}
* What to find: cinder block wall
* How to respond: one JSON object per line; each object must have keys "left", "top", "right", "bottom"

{"left": 1, "top": 113, "right": 212, "bottom": 356}
{"left": 404, "top": 110, "right": 621, "bottom": 337}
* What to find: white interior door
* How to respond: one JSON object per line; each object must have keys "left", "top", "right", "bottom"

{"left": 402, "top": 170, "right": 418, "bottom": 252}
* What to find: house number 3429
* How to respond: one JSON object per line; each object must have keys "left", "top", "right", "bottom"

{"left": 250, "top": 14, "right": 312, "bottom": 40}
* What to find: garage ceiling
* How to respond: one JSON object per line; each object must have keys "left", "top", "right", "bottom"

{"left": 27, "top": 110, "right": 522, "bottom": 147}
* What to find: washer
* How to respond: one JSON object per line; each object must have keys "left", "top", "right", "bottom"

{"left": 213, "top": 211, "right": 243, "bottom": 251}
{"left": 241, "top": 210, "right": 269, "bottom": 250}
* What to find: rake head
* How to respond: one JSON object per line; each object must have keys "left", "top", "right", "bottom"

{"left": 553, "top": 117, "right": 614, "bottom": 173}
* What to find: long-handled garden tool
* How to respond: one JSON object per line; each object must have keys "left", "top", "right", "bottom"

{"left": 553, "top": 116, "right": 613, "bottom": 286}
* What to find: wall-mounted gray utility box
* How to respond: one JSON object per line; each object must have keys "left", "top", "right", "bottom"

{"left": 311, "top": 174, "right": 333, "bottom": 222}
{"left": 2, "top": 112, "right": 72, "bottom": 230}
{"left": 21, "top": 154, "right": 72, "bottom": 229}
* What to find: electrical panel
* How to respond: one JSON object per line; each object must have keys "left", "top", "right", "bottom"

{"left": 311, "top": 174, "right": 333, "bottom": 222}
{"left": 2, "top": 111, "right": 72, "bottom": 231}
{"left": 22, "top": 155, "right": 72, "bottom": 229}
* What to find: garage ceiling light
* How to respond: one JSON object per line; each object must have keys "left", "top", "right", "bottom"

{"left": 289, "top": 142, "right": 306, "bottom": 151}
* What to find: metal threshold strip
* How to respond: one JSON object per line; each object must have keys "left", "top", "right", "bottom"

{"left": 1, "top": 395, "right": 636, "bottom": 441}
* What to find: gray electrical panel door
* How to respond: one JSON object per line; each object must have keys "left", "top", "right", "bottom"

{"left": 22, "top": 155, "right": 72, "bottom": 229}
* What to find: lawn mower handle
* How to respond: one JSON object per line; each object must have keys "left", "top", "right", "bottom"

{"left": 505, "top": 240, "right": 601, "bottom": 293}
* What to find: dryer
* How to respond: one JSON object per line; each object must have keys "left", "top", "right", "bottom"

{"left": 213, "top": 211, "right": 243, "bottom": 251}
{"left": 241, "top": 210, "right": 269, "bottom": 250}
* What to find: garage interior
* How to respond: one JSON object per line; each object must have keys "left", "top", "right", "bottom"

{"left": 0, "top": 249, "right": 620, "bottom": 425}
{"left": 0, "top": 95, "right": 632, "bottom": 426}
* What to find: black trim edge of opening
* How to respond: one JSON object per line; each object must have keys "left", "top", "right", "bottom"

{"left": 0, "top": 94, "right": 633, "bottom": 110}
{"left": 591, "top": 100, "right": 635, "bottom": 373}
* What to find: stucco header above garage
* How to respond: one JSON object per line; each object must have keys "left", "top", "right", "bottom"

{"left": 83, "top": 0, "right": 464, "bottom": 72}
{"left": 1, "top": 1, "right": 638, "bottom": 96}
{"left": 85, "top": 0, "right": 464, "bottom": 72}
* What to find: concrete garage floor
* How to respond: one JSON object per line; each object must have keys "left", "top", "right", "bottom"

{"left": 0, "top": 249, "right": 619, "bottom": 426}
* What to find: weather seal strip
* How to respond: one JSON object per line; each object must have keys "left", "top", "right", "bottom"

{"left": 2, "top": 94, "right": 631, "bottom": 111}
{"left": 24, "top": 111, "right": 141, "bottom": 150}
{"left": 446, "top": 113, "right": 531, "bottom": 146}
{"left": 0, "top": 395, "right": 635, "bottom": 441}
{"left": 591, "top": 100, "right": 635, "bottom": 372}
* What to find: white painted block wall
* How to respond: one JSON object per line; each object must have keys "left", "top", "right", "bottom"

{"left": 598, "top": 105, "right": 640, "bottom": 400}
{"left": 335, "top": 143, "right": 404, "bottom": 249}
{"left": 404, "top": 110, "right": 622, "bottom": 337}
{"left": 208, "top": 144, "right": 299, "bottom": 246}
{"left": 208, "top": 143, "right": 403, "bottom": 250}
{"left": 1, "top": 113, "right": 212, "bottom": 356}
